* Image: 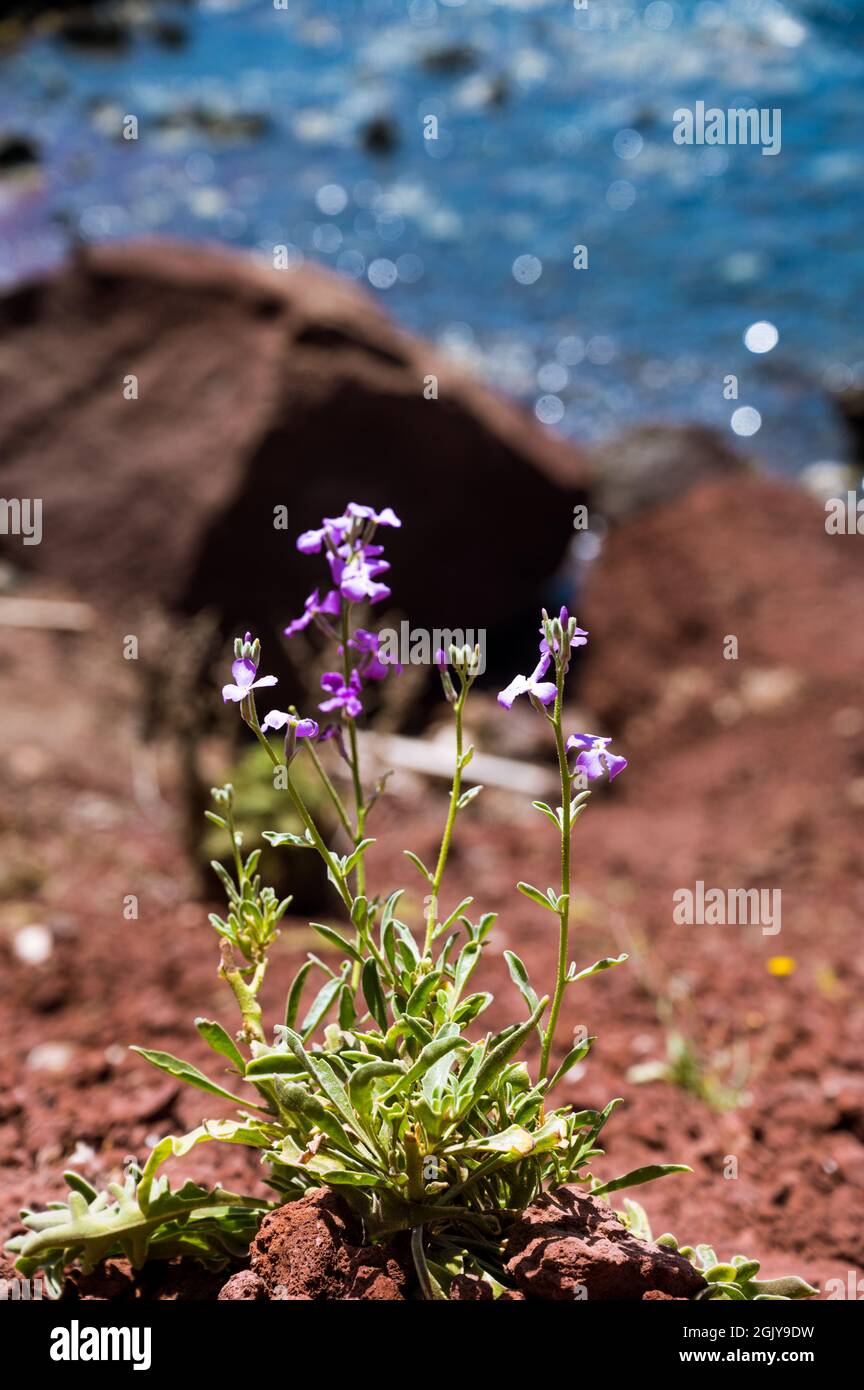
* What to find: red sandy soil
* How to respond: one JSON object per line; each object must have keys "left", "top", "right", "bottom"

{"left": 1, "top": 475, "right": 863, "bottom": 1298}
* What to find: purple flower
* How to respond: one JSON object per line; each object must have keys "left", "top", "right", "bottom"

{"left": 284, "top": 588, "right": 341, "bottom": 638}
{"left": 345, "top": 503, "right": 401, "bottom": 529}
{"left": 341, "top": 628, "right": 395, "bottom": 680}
{"left": 540, "top": 606, "right": 588, "bottom": 656}
{"left": 296, "top": 504, "right": 401, "bottom": 555}
{"left": 296, "top": 515, "right": 351, "bottom": 554}
{"left": 328, "top": 546, "right": 391, "bottom": 605}
{"left": 319, "top": 669, "right": 364, "bottom": 719}
{"left": 497, "top": 654, "right": 557, "bottom": 710}
{"left": 222, "top": 657, "right": 278, "bottom": 704}
{"left": 260, "top": 710, "right": 319, "bottom": 739}
{"left": 566, "top": 733, "right": 627, "bottom": 781}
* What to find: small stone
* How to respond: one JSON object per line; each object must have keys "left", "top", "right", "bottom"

{"left": 218, "top": 1270, "right": 268, "bottom": 1301}
{"left": 13, "top": 924, "right": 53, "bottom": 965}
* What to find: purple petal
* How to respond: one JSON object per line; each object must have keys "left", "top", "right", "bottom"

{"left": 531, "top": 653, "right": 552, "bottom": 683}
{"left": 375, "top": 506, "right": 401, "bottom": 528}
{"left": 320, "top": 671, "right": 342, "bottom": 693}
{"left": 294, "top": 718, "right": 319, "bottom": 738}
{"left": 532, "top": 682, "right": 557, "bottom": 705}
{"left": 498, "top": 674, "right": 530, "bottom": 709}
{"left": 251, "top": 674, "right": 278, "bottom": 690}
{"left": 284, "top": 610, "right": 313, "bottom": 638}
{"left": 261, "top": 709, "right": 290, "bottom": 732}
{"left": 567, "top": 733, "right": 602, "bottom": 752}
{"left": 297, "top": 527, "right": 325, "bottom": 554}
{"left": 222, "top": 683, "right": 247, "bottom": 703}
{"left": 575, "top": 749, "right": 606, "bottom": 781}
{"left": 231, "top": 657, "right": 257, "bottom": 689}
{"left": 605, "top": 753, "right": 628, "bottom": 780}
{"left": 319, "top": 588, "right": 341, "bottom": 616}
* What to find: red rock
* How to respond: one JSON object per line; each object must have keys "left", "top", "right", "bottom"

{"left": 505, "top": 1187, "right": 706, "bottom": 1301}
{"left": 249, "top": 1189, "right": 410, "bottom": 1300}
{"left": 218, "top": 1270, "right": 268, "bottom": 1301}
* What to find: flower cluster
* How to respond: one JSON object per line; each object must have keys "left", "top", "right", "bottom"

{"left": 296, "top": 502, "right": 400, "bottom": 607}
{"left": 498, "top": 607, "right": 626, "bottom": 783}
{"left": 283, "top": 502, "right": 402, "bottom": 727}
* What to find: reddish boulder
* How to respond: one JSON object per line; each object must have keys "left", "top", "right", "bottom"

{"left": 0, "top": 240, "right": 587, "bottom": 643}
{"left": 249, "top": 1189, "right": 410, "bottom": 1301}
{"left": 505, "top": 1187, "right": 706, "bottom": 1300}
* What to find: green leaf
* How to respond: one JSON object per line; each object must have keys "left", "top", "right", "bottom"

{"left": 245, "top": 1053, "right": 304, "bottom": 1079}
{"left": 300, "top": 970, "right": 348, "bottom": 1038}
{"left": 591, "top": 1164, "right": 691, "bottom": 1198}
{"left": 344, "top": 839, "right": 376, "bottom": 873}
{"left": 284, "top": 959, "right": 315, "bottom": 1029}
{"left": 325, "top": 1170, "right": 384, "bottom": 1188}
{"left": 437, "top": 896, "right": 474, "bottom": 936}
{"left": 749, "top": 1276, "right": 819, "bottom": 1300}
{"left": 531, "top": 800, "right": 561, "bottom": 830}
{"left": 274, "top": 1084, "right": 365, "bottom": 1156}
{"left": 382, "top": 1034, "right": 469, "bottom": 1099}
{"left": 516, "top": 882, "right": 557, "bottom": 911}
{"left": 403, "top": 850, "right": 433, "bottom": 883}
{"left": 467, "top": 998, "right": 548, "bottom": 1105}
{"left": 139, "top": 1122, "right": 271, "bottom": 1211}
{"left": 475, "top": 1124, "right": 535, "bottom": 1155}
{"left": 451, "top": 992, "right": 492, "bottom": 1024}
{"left": 195, "top": 1018, "right": 246, "bottom": 1074}
{"left": 280, "top": 1029, "right": 363, "bottom": 1139}
{"left": 452, "top": 942, "right": 481, "bottom": 1002}
{"left": 129, "top": 1047, "right": 246, "bottom": 1105}
{"left": 567, "top": 953, "right": 629, "bottom": 985}
{"left": 406, "top": 971, "right": 443, "bottom": 1017}
{"left": 349, "top": 1061, "right": 404, "bottom": 1121}
{"left": 361, "top": 958, "right": 389, "bottom": 1032}
{"left": 310, "top": 922, "right": 364, "bottom": 964}
{"left": 338, "top": 984, "right": 356, "bottom": 1031}
{"left": 262, "top": 829, "right": 314, "bottom": 849}
{"left": 62, "top": 1171, "right": 99, "bottom": 1202}
{"left": 547, "top": 1038, "right": 596, "bottom": 1091}
{"left": 504, "top": 951, "right": 540, "bottom": 1019}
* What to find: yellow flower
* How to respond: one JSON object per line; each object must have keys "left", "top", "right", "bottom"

{"left": 767, "top": 955, "right": 796, "bottom": 977}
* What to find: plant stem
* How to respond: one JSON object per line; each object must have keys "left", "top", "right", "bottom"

{"left": 540, "top": 666, "right": 571, "bottom": 1082}
{"left": 340, "top": 605, "right": 370, "bottom": 989}
{"left": 423, "top": 688, "right": 465, "bottom": 955}
{"left": 243, "top": 698, "right": 354, "bottom": 914}
{"left": 304, "top": 739, "right": 354, "bottom": 840}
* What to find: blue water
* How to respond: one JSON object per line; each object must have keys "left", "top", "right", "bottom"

{"left": 1, "top": 0, "right": 863, "bottom": 470}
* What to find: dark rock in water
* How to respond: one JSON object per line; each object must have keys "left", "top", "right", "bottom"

{"left": 153, "top": 105, "right": 271, "bottom": 143}
{"left": 505, "top": 1187, "right": 706, "bottom": 1300}
{"left": 587, "top": 422, "right": 748, "bottom": 522}
{"left": 0, "top": 240, "right": 586, "bottom": 651}
{"left": 146, "top": 18, "right": 188, "bottom": 51}
{"left": 420, "top": 43, "right": 480, "bottom": 75}
{"left": 830, "top": 383, "right": 864, "bottom": 471}
{"left": 359, "top": 115, "right": 399, "bottom": 155}
{"left": 0, "top": 135, "right": 39, "bottom": 175}
{"left": 56, "top": 12, "right": 132, "bottom": 52}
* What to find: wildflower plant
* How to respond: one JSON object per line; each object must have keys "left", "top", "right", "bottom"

{"left": 8, "top": 504, "right": 816, "bottom": 1301}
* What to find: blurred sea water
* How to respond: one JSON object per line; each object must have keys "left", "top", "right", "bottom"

{"left": 1, "top": 0, "right": 862, "bottom": 471}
